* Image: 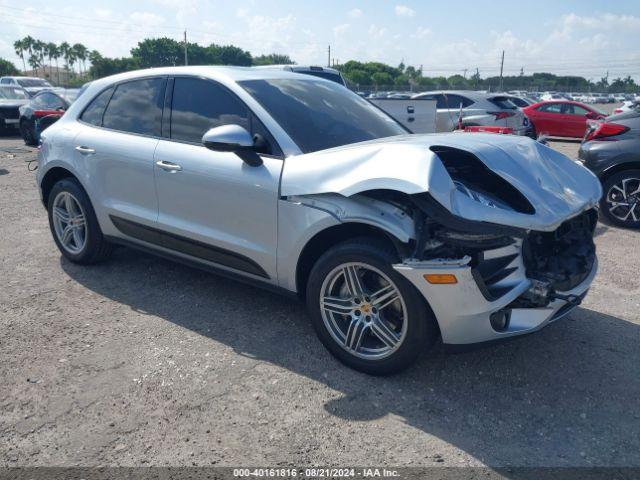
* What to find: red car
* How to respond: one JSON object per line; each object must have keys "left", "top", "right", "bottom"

{"left": 523, "top": 100, "right": 606, "bottom": 138}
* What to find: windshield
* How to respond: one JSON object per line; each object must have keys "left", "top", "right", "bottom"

{"left": 240, "top": 78, "right": 407, "bottom": 153}
{"left": 0, "top": 86, "right": 29, "bottom": 100}
{"left": 17, "top": 78, "right": 51, "bottom": 87}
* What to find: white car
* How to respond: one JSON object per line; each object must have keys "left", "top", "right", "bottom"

{"left": 0, "top": 76, "right": 53, "bottom": 96}
{"left": 36, "top": 66, "right": 601, "bottom": 374}
{"left": 410, "top": 90, "right": 528, "bottom": 135}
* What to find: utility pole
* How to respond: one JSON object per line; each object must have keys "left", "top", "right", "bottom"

{"left": 463, "top": 68, "right": 467, "bottom": 79}
{"left": 475, "top": 67, "right": 479, "bottom": 89}
{"left": 327, "top": 45, "right": 331, "bottom": 67}
{"left": 184, "top": 30, "right": 188, "bottom": 66}
{"left": 499, "top": 50, "right": 505, "bottom": 91}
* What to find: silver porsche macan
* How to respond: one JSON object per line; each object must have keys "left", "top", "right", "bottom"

{"left": 36, "top": 67, "right": 602, "bottom": 374}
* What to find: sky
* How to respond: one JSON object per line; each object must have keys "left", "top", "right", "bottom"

{"left": 1, "top": 0, "right": 639, "bottom": 81}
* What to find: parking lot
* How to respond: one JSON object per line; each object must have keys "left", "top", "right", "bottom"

{"left": 1, "top": 134, "right": 639, "bottom": 470}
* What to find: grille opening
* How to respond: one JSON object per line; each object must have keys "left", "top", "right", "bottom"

{"left": 430, "top": 145, "right": 535, "bottom": 215}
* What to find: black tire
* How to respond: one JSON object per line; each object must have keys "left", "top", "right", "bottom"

{"left": 527, "top": 122, "right": 537, "bottom": 139}
{"left": 306, "top": 237, "right": 439, "bottom": 375}
{"left": 47, "top": 177, "right": 113, "bottom": 264}
{"left": 599, "top": 170, "right": 640, "bottom": 229}
{"left": 20, "top": 119, "right": 36, "bottom": 146}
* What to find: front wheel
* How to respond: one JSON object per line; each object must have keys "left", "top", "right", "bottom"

{"left": 599, "top": 170, "right": 640, "bottom": 228}
{"left": 306, "top": 238, "right": 438, "bottom": 375}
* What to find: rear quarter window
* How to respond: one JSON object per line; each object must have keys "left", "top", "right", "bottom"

{"left": 80, "top": 87, "right": 114, "bottom": 126}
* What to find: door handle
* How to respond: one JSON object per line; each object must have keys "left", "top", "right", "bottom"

{"left": 75, "top": 145, "right": 95, "bottom": 155}
{"left": 156, "top": 160, "right": 182, "bottom": 172}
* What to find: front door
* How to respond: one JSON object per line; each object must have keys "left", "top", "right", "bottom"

{"left": 153, "top": 77, "right": 283, "bottom": 282}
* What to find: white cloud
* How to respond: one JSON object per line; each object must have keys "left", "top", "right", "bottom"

{"left": 129, "top": 12, "right": 165, "bottom": 27}
{"left": 395, "top": 5, "right": 415, "bottom": 18}
{"left": 333, "top": 24, "right": 350, "bottom": 36}
{"left": 562, "top": 12, "right": 640, "bottom": 32}
{"left": 94, "top": 8, "right": 112, "bottom": 19}
{"left": 368, "top": 24, "right": 387, "bottom": 38}
{"left": 348, "top": 8, "right": 363, "bottom": 19}
{"left": 411, "top": 26, "right": 431, "bottom": 39}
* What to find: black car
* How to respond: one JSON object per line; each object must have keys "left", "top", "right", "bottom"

{"left": 579, "top": 106, "right": 640, "bottom": 228}
{"left": 0, "top": 85, "right": 30, "bottom": 133}
{"left": 19, "top": 90, "right": 73, "bottom": 145}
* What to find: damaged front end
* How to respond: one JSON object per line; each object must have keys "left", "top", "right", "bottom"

{"left": 283, "top": 133, "right": 601, "bottom": 346}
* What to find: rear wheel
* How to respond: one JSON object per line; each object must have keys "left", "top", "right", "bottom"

{"left": 306, "top": 238, "right": 438, "bottom": 375}
{"left": 20, "top": 119, "right": 36, "bottom": 146}
{"left": 47, "top": 178, "right": 113, "bottom": 264}
{"left": 600, "top": 170, "right": 640, "bottom": 228}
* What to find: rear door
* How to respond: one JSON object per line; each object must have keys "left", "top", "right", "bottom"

{"left": 73, "top": 78, "right": 165, "bottom": 232}
{"left": 153, "top": 76, "right": 283, "bottom": 281}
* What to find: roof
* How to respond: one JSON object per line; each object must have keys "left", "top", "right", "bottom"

{"left": 90, "top": 65, "right": 325, "bottom": 89}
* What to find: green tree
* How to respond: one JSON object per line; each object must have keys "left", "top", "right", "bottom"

{"left": 371, "top": 72, "right": 393, "bottom": 87}
{"left": 73, "top": 43, "right": 88, "bottom": 76}
{"left": 89, "top": 56, "right": 140, "bottom": 78}
{"left": 342, "top": 69, "right": 370, "bottom": 87}
{"left": 131, "top": 38, "right": 183, "bottom": 67}
{"left": 13, "top": 39, "right": 26, "bottom": 72}
{"left": 447, "top": 74, "right": 469, "bottom": 89}
{"left": 0, "top": 58, "right": 19, "bottom": 76}
{"left": 253, "top": 53, "right": 294, "bottom": 65}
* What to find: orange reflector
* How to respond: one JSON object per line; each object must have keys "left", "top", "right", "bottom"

{"left": 423, "top": 274, "right": 458, "bottom": 284}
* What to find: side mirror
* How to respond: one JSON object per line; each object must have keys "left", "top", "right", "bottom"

{"left": 585, "top": 111, "right": 598, "bottom": 120}
{"left": 202, "top": 124, "right": 263, "bottom": 167}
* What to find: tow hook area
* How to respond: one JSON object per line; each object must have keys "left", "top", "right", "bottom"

{"left": 548, "top": 291, "right": 583, "bottom": 308}
{"left": 513, "top": 278, "right": 583, "bottom": 309}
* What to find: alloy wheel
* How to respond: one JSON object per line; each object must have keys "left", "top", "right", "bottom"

{"left": 606, "top": 177, "right": 640, "bottom": 223}
{"left": 52, "top": 191, "right": 87, "bottom": 254}
{"left": 319, "top": 262, "right": 408, "bottom": 360}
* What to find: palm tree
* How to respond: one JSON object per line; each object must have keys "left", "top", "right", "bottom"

{"left": 23, "top": 36, "right": 35, "bottom": 73}
{"left": 13, "top": 39, "right": 26, "bottom": 72}
{"left": 59, "top": 42, "right": 71, "bottom": 79}
{"left": 73, "top": 43, "right": 88, "bottom": 77}
{"left": 49, "top": 43, "right": 61, "bottom": 85}
{"left": 46, "top": 42, "right": 56, "bottom": 80}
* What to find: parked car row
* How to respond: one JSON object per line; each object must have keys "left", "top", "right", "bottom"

{"left": 0, "top": 76, "right": 53, "bottom": 96}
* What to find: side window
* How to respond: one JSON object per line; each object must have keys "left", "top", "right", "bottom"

{"left": 435, "top": 95, "right": 448, "bottom": 109}
{"left": 170, "top": 78, "right": 250, "bottom": 143}
{"left": 102, "top": 78, "right": 164, "bottom": 136}
{"left": 572, "top": 105, "right": 589, "bottom": 116}
{"left": 537, "top": 103, "right": 562, "bottom": 114}
{"left": 0, "top": 79, "right": 10, "bottom": 84}
{"left": 442, "top": 94, "right": 472, "bottom": 109}
{"left": 38, "top": 93, "right": 65, "bottom": 109}
{"left": 80, "top": 87, "right": 114, "bottom": 126}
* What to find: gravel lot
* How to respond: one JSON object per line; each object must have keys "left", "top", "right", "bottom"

{"left": 0, "top": 131, "right": 639, "bottom": 472}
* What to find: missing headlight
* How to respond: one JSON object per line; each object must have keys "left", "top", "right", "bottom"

{"left": 431, "top": 145, "right": 535, "bottom": 215}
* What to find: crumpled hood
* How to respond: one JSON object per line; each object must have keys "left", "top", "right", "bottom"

{"left": 281, "top": 133, "right": 602, "bottom": 232}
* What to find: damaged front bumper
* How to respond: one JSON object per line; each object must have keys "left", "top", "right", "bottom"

{"left": 394, "top": 253, "right": 596, "bottom": 347}
{"left": 392, "top": 214, "right": 598, "bottom": 347}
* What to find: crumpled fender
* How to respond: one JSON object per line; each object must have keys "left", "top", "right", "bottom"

{"left": 281, "top": 133, "right": 602, "bottom": 232}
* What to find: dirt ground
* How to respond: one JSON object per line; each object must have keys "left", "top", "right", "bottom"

{"left": 0, "top": 131, "right": 638, "bottom": 473}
